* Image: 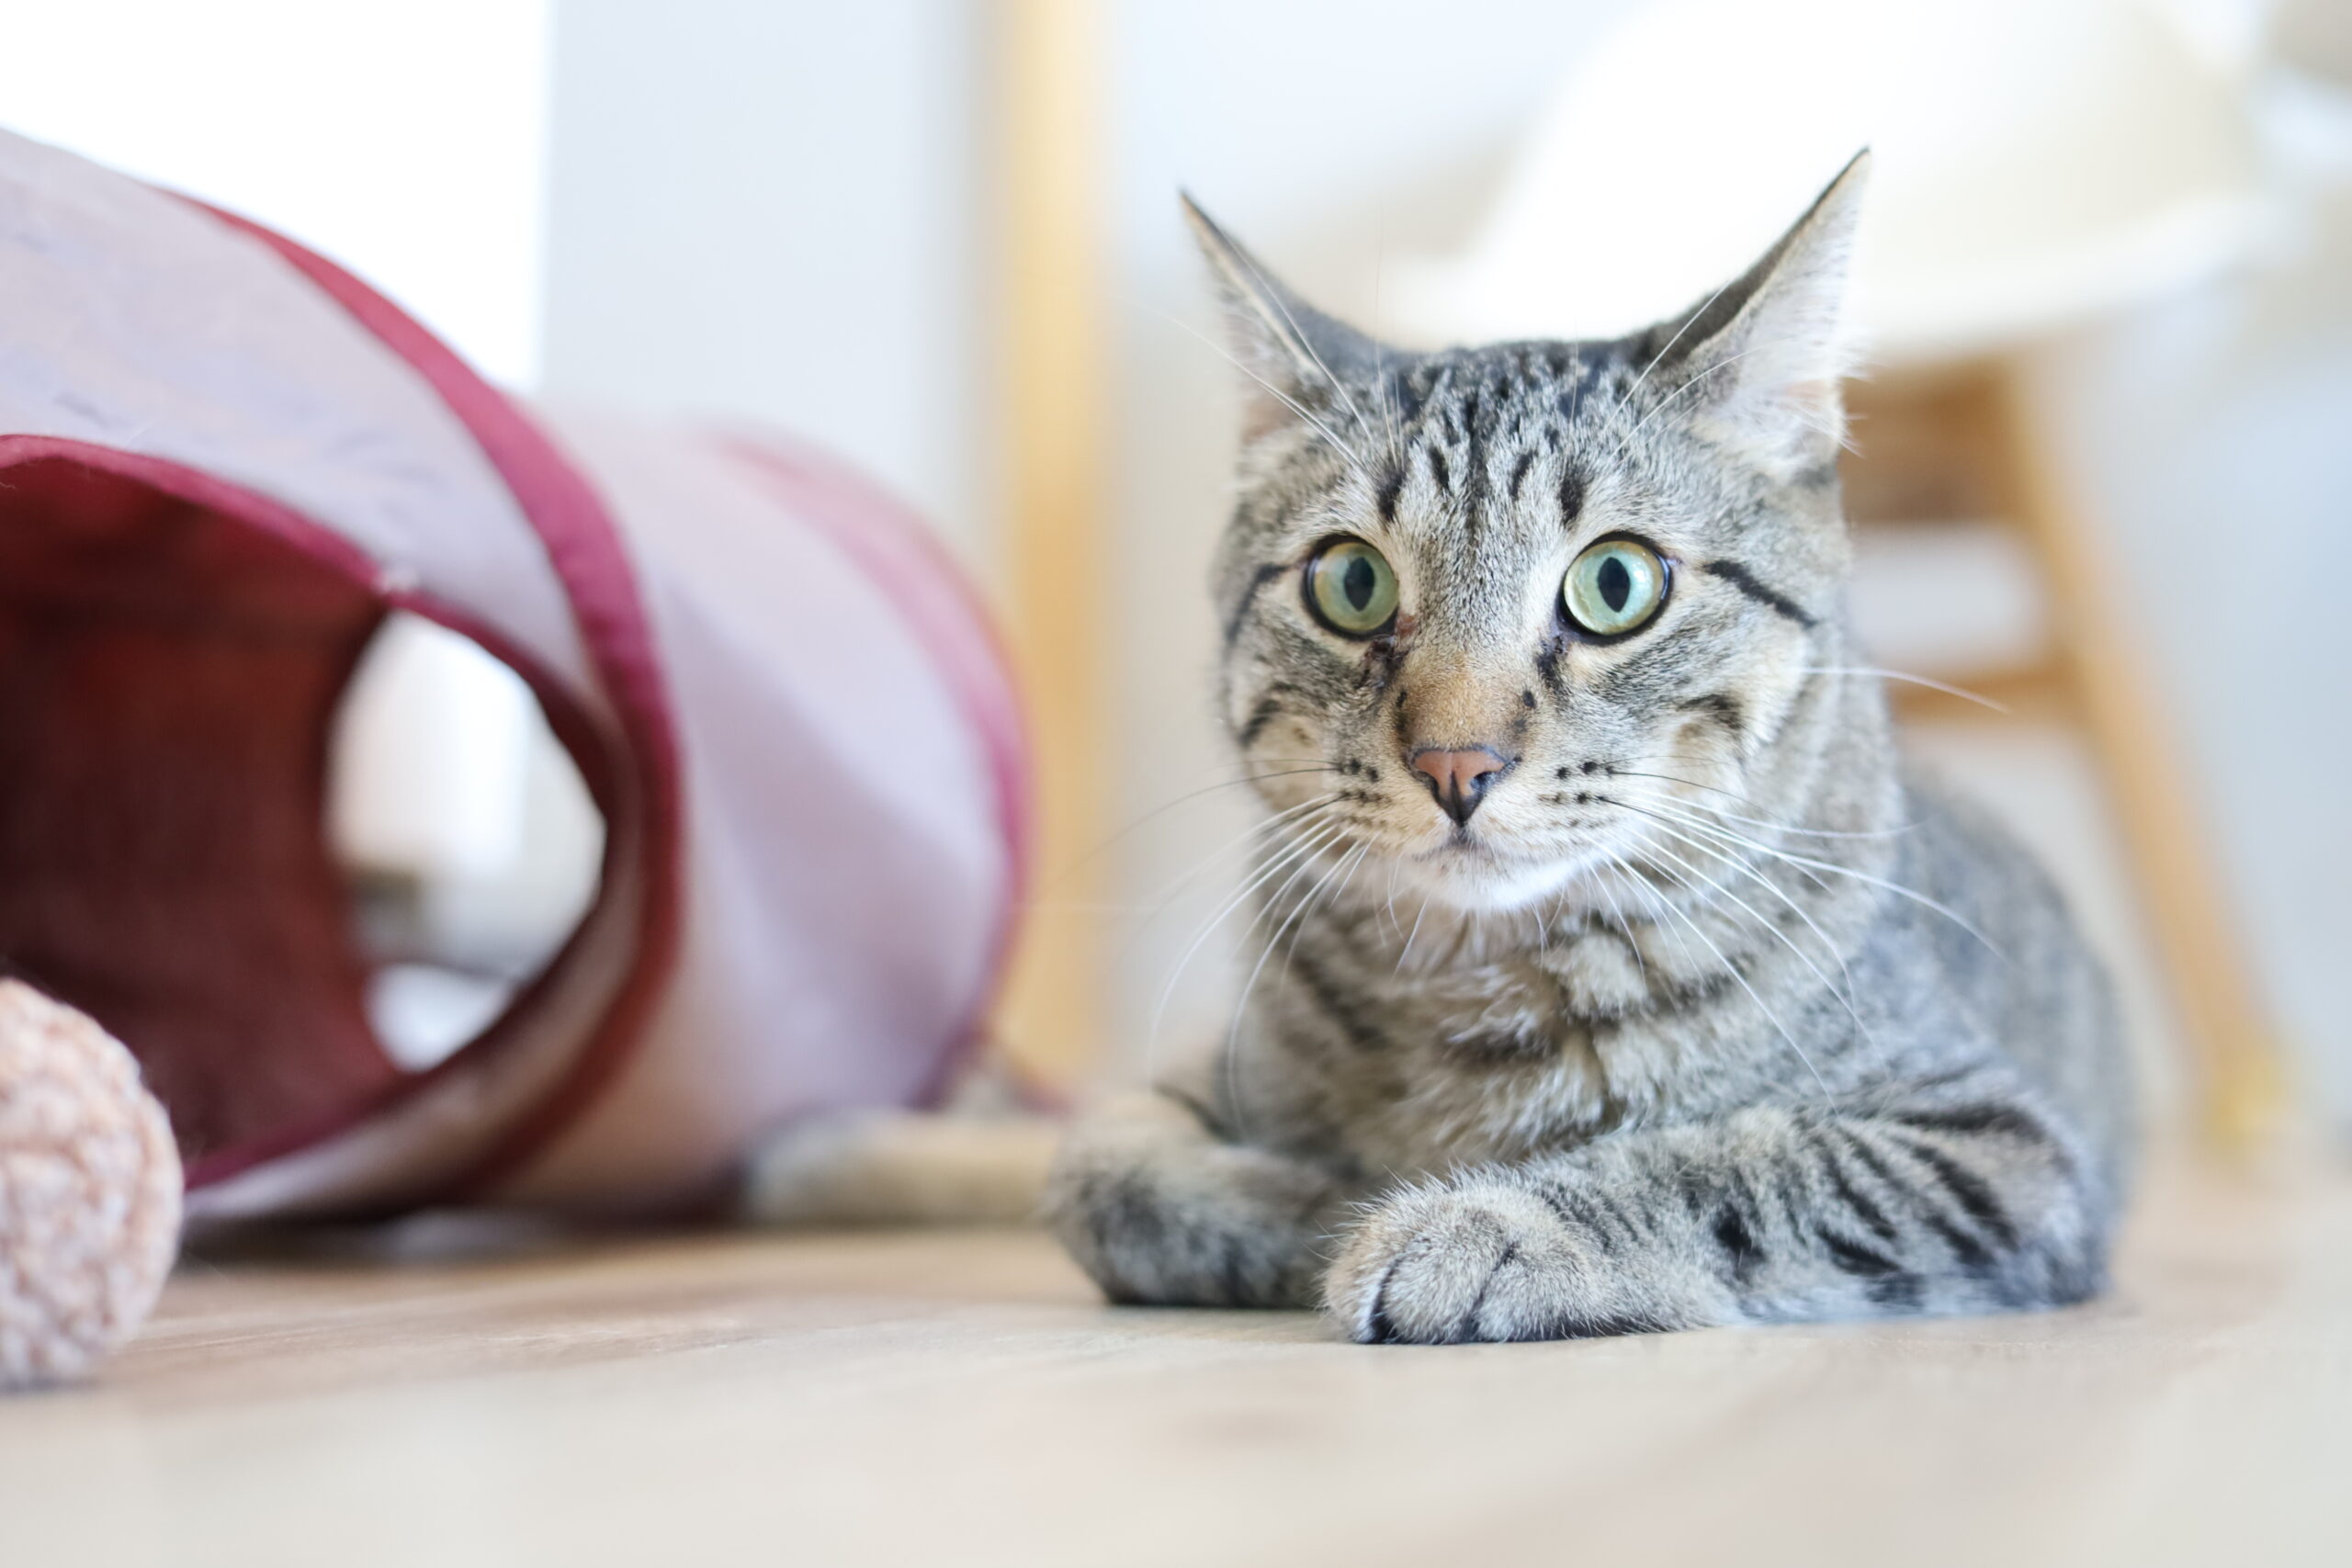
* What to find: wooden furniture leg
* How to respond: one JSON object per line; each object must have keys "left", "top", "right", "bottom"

{"left": 1845, "top": 362, "right": 2287, "bottom": 1149}
{"left": 1982, "top": 358, "right": 2287, "bottom": 1149}
{"left": 990, "top": 0, "right": 1108, "bottom": 1088}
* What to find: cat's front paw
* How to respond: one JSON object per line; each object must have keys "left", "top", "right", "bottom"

{"left": 1326, "top": 1178, "right": 1627, "bottom": 1344}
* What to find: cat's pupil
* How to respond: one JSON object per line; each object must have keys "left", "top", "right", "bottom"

{"left": 1343, "top": 557, "right": 1374, "bottom": 611}
{"left": 1599, "top": 555, "right": 1631, "bottom": 612}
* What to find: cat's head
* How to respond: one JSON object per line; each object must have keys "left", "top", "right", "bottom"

{"left": 1200, "top": 155, "right": 1874, "bottom": 914}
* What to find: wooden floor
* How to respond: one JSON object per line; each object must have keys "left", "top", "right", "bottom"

{"left": 4, "top": 1150, "right": 2349, "bottom": 1568}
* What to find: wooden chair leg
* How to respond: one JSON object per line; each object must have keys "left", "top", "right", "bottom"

{"left": 990, "top": 0, "right": 1109, "bottom": 1089}
{"left": 1980, "top": 359, "right": 2289, "bottom": 1150}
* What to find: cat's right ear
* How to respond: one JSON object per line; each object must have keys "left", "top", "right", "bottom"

{"left": 1182, "top": 194, "right": 1381, "bottom": 443}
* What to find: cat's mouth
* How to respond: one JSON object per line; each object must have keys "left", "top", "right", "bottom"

{"left": 1382, "top": 828, "right": 1617, "bottom": 913}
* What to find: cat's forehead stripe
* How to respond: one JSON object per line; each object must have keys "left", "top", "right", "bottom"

{"left": 1508, "top": 450, "right": 1535, "bottom": 505}
{"left": 1558, "top": 464, "right": 1586, "bottom": 528}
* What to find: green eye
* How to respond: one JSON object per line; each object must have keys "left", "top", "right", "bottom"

{"left": 1563, "top": 537, "right": 1668, "bottom": 637}
{"left": 1306, "top": 538, "right": 1399, "bottom": 636}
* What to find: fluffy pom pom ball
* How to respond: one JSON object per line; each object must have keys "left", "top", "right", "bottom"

{"left": 0, "top": 979, "right": 181, "bottom": 1389}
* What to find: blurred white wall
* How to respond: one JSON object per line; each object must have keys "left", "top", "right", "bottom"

{"left": 2024, "top": 130, "right": 2352, "bottom": 1121}
{"left": 537, "top": 0, "right": 990, "bottom": 560}
{"left": 0, "top": 0, "right": 551, "bottom": 386}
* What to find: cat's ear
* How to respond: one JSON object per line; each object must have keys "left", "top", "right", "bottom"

{"left": 1182, "top": 194, "right": 1383, "bottom": 443}
{"left": 1640, "top": 152, "right": 1869, "bottom": 473}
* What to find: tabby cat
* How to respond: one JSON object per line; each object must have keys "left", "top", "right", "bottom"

{"left": 1044, "top": 155, "right": 2134, "bottom": 1343}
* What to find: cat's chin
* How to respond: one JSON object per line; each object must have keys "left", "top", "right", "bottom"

{"left": 1378, "top": 841, "right": 1607, "bottom": 915}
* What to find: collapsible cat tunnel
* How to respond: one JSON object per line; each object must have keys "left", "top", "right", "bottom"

{"left": 0, "top": 130, "right": 1026, "bottom": 1217}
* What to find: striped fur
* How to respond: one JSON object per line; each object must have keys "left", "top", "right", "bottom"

{"left": 1046, "top": 157, "right": 2133, "bottom": 1343}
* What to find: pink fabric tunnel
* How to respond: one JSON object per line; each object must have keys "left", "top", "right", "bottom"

{"left": 0, "top": 130, "right": 1026, "bottom": 1219}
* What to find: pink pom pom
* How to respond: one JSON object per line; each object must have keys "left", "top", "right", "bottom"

{"left": 0, "top": 979, "right": 181, "bottom": 1389}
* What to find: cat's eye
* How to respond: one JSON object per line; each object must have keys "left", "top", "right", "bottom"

{"left": 1562, "top": 537, "right": 1668, "bottom": 637}
{"left": 1305, "top": 538, "right": 1399, "bottom": 637}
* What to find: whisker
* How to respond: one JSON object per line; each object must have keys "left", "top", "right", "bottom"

{"left": 1804, "top": 665, "right": 2010, "bottom": 714}
{"left": 1629, "top": 818, "right": 1871, "bottom": 1038}
{"left": 1605, "top": 791, "right": 1841, "bottom": 897}
{"left": 1395, "top": 891, "right": 1433, "bottom": 976}
{"left": 1111, "top": 793, "right": 1342, "bottom": 954}
{"left": 1605, "top": 766, "right": 1746, "bottom": 802}
{"left": 1622, "top": 275, "right": 1739, "bottom": 409}
{"left": 1615, "top": 852, "right": 1709, "bottom": 982}
{"left": 1147, "top": 818, "right": 1344, "bottom": 1061}
{"left": 1609, "top": 332, "right": 1823, "bottom": 468}
{"left": 1589, "top": 854, "right": 1651, "bottom": 991}
{"left": 1637, "top": 853, "right": 1833, "bottom": 1099}
{"left": 1367, "top": 210, "right": 1405, "bottom": 458}
{"left": 1758, "top": 842, "right": 2007, "bottom": 961}
{"left": 1233, "top": 249, "right": 1378, "bottom": 448}
{"left": 1076, "top": 769, "right": 1343, "bottom": 870}
{"left": 1140, "top": 302, "right": 1374, "bottom": 479}
{"left": 1224, "top": 836, "right": 1365, "bottom": 1135}
{"left": 1279, "top": 841, "right": 1370, "bottom": 987}
{"left": 1626, "top": 796, "right": 2006, "bottom": 961}
{"left": 1606, "top": 779, "right": 1913, "bottom": 842}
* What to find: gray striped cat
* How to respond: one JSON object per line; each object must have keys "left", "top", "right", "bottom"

{"left": 1045, "top": 155, "right": 2135, "bottom": 1343}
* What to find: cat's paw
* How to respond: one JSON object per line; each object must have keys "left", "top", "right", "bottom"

{"left": 1046, "top": 1093, "right": 1334, "bottom": 1309}
{"left": 1325, "top": 1177, "right": 1622, "bottom": 1344}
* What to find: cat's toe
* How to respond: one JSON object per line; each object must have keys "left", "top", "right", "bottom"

{"left": 1326, "top": 1180, "right": 1591, "bottom": 1344}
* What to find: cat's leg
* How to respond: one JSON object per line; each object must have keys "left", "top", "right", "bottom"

{"left": 1326, "top": 1089, "right": 2108, "bottom": 1344}
{"left": 741, "top": 1053, "right": 1059, "bottom": 1226}
{"left": 1046, "top": 1090, "right": 1348, "bottom": 1309}
{"left": 742, "top": 1111, "right": 1059, "bottom": 1226}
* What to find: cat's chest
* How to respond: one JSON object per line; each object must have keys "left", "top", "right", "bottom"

{"left": 1370, "top": 956, "right": 1591, "bottom": 1063}
{"left": 1270, "top": 939, "right": 1701, "bottom": 1171}
{"left": 1318, "top": 916, "right": 1667, "bottom": 1063}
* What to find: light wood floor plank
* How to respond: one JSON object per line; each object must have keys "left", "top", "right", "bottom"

{"left": 4, "top": 1151, "right": 2346, "bottom": 1567}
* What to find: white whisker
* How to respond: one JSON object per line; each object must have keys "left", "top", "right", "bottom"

{"left": 1148, "top": 818, "right": 1343, "bottom": 1065}
{"left": 1804, "top": 665, "right": 2010, "bottom": 714}
{"left": 1622, "top": 275, "right": 1738, "bottom": 408}
{"left": 1607, "top": 775, "right": 1913, "bottom": 841}
{"left": 1224, "top": 837, "right": 1365, "bottom": 1136}
{"left": 1589, "top": 856, "right": 1652, "bottom": 991}
{"left": 1109, "top": 793, "right": 1342, "bottom": 963}
{"left": 1395, "top": 892, "right": 1433, "bottom": 976}
{"left": 1140, "top": 302, "right": 1374, "bottom": 479}
{"left": 1608, "top": 332, "right": 1820, "bottom": 468}
{"left": 1236, "top": 251, "right": 1377, "bottom": 448}
{"left": 1617, "top": 793, "right": 2004, "bottom": 961}
{"left": 1636, "top": 825, "right": 1871, "bottom": 1041}
{"left": 1638, "top": 853, "right": 1832, "bottom": 1099}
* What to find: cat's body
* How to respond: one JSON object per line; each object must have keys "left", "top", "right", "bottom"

{"left": 1043, "top": 158, "right": 2134, "bottom": 1342}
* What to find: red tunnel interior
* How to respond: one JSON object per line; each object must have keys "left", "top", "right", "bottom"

{"left": 0, "top": 456, "right": 400, "bottom": 1171}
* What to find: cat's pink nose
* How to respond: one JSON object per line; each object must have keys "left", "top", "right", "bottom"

{"left": 1408, "top": 747, "right": 1510, "bottom": 827}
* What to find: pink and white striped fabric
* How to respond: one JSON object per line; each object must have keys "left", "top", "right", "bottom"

{"left": 0, "top": 129, "right": 1025, "bottom": 1217}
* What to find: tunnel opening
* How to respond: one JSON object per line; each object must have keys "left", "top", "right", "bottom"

{"left": 0, "top": 453, "right": 607, "bottom": 1181}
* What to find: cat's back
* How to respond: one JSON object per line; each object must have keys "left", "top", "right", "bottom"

{"left": 1894, "top": 772, "right": 2136, "bottom": 1193}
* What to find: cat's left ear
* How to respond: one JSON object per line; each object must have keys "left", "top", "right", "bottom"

{"left": 1182, "top": 194, "right": 1385, "bottom": 443}
{"left": 1640, "top": 151, "right": 1870, "bottom": 474}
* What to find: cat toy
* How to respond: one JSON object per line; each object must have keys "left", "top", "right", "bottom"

{"left": 0, "top": 982, "right": 180, "bottom": 1388}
